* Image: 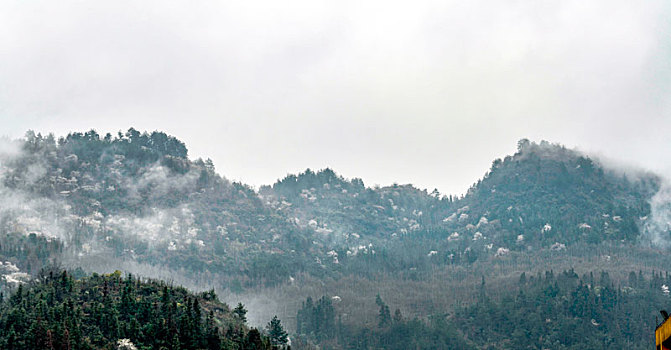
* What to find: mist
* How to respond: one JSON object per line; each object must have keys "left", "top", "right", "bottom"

{"left": 3, "top": 2, "right": 671, "bottom": 348}
{"left": 1, "top": 1, "right": 671, "bottom": 195}
{"left": 642, "top": 181, "right": 671, "bottom": 248}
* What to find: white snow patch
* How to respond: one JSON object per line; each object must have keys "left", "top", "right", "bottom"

{"left": 0, "top": 261, "right": 20, "bottom": 273}
{"left": 495, "top": 247, "right": 510, "bottom": 257}
{"left": 443, "top": 213, "right": 457, "bottom": 222}
{"left": 117, "top": 339, "right": 138, "bottom": 350}
{"left": 4, "top": 272, "right": 30, "bottom": 285}
{"left": 315, "top": 227, "right": 333, "bottom": 235}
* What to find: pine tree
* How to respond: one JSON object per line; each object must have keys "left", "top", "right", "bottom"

{"left": 393, "top": 309, "right": 403, "bottom": 323}
{"left": 233, "top": 303, "right": 247, "bottom": 324}
{"left": 375, "top": 295, "right": 391, "bottom": 328}
{"left": 245, "top": 328, "right": 263, "bottom": 350}
{"left": 191, "top": 297, "right": 203, "bottom": 348}
{"left": 266, "top": 315, "right": 288, "bottom": 346}
{"left": 205, "top": 311, "right": 221, "bottom": 350}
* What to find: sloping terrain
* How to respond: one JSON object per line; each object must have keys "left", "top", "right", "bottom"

{"left": 0, "top": 269, "right": 281, "bottom": 349}
{"left": 0, "top": 130, "right": 669, "bottom": 349}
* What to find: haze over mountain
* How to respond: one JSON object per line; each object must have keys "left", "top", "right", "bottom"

{"left": 3, "top": 0, "right": 671, "bottom": 348}
{"left": 2, "top": 1, "right": 671, "bottom": 196}
{"left": 0, "top": 129, "right": 670, "bottom": 348}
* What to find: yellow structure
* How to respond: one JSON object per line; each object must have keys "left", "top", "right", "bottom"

{"left": 656, "top": 315, "right": 671, "bottom": 350}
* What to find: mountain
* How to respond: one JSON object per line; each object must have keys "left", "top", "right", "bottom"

{"left": 262, "top": 168, "right": 445, "bottom": 242}
{"left": 460, "top": 139, "right": 658, "bottom": 246}
{"left": 0, "top": 129, "right": 319, "bottom": 289}
{"left": 0, "top": 129, "right": 669, "bottom": 349}
{"left": 257, "top": 139, "right": 659, "bottom": 272}
{"left": 0, "top": 131, "right": 659, "bottom": 284}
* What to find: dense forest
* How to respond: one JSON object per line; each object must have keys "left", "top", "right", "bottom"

{"left": 293, "top": 268, "right": 669, "bottom": 349}
{"left": 0, "top": 269, "right": 289, "bottom": 349}
{"left": 0, "top": 131, "right": 660, "bottom": 286}
{"left": 0, "top": 129, "right": 669, "bottom": 349}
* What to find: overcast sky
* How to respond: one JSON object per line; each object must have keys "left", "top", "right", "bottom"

{"left": 1, "top": 0, "right": 670, "bottom": 195}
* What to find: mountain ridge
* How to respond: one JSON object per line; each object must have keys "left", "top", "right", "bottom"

{"left": 0, "top": 129, "right": 669, "bottom": 349}
{"left": 0, "top": 130, "right": 662, "bottom": 284}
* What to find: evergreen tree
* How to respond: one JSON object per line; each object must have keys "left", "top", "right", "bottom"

{"left": 393, "top": 309, "right": 403, "bottom": 323}
{"left": 375, "top": 294, "right": 391, "bottom": 328}
{"left": 245, "top": 328, "right": 263, "bottom": 350}
{"left": 266, "top": 315, "right": 288, "bottom": 346}
{"left": 0, "top": 270, "right": 274, "bottom": 350}
{"left": 234, "top": 303, "right": 248, "bottom": 324}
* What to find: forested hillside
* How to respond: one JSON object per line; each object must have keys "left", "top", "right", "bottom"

{"left": 0, "top": 129, "right": 321, "bottom": 290}
{"left": 0, "top": 129, "right": 669, "bottom": 349}
{"left": 0, "top": 131, "right": 660, "bottom": 286}
{"left": 454, "top": 268, "right": 665, "bottom": 349}
{"left": 293, "top": 268, "right": 670, "bottom": 349}
{"left": 258, "top": 139, "right": 660, "bottom": 278}
{"left": 460, "top": 139, "right": 658, "bottom": 247}
{"left": 0, "top": 269, "right": 287, "bottom": 349}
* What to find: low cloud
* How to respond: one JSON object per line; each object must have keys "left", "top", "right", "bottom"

{"left": 0, "top": 1, "right": 670, "bottom": 194}
{"left": 643, "top": 181, "right": 671, "bottom": 249}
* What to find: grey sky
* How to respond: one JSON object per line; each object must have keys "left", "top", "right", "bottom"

{"left": 1, "top": 0, "right": 670, "bottom": 195}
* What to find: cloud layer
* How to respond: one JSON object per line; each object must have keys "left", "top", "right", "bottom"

{"left": 1, "top": 0, "right": 670, "bottom": 194}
